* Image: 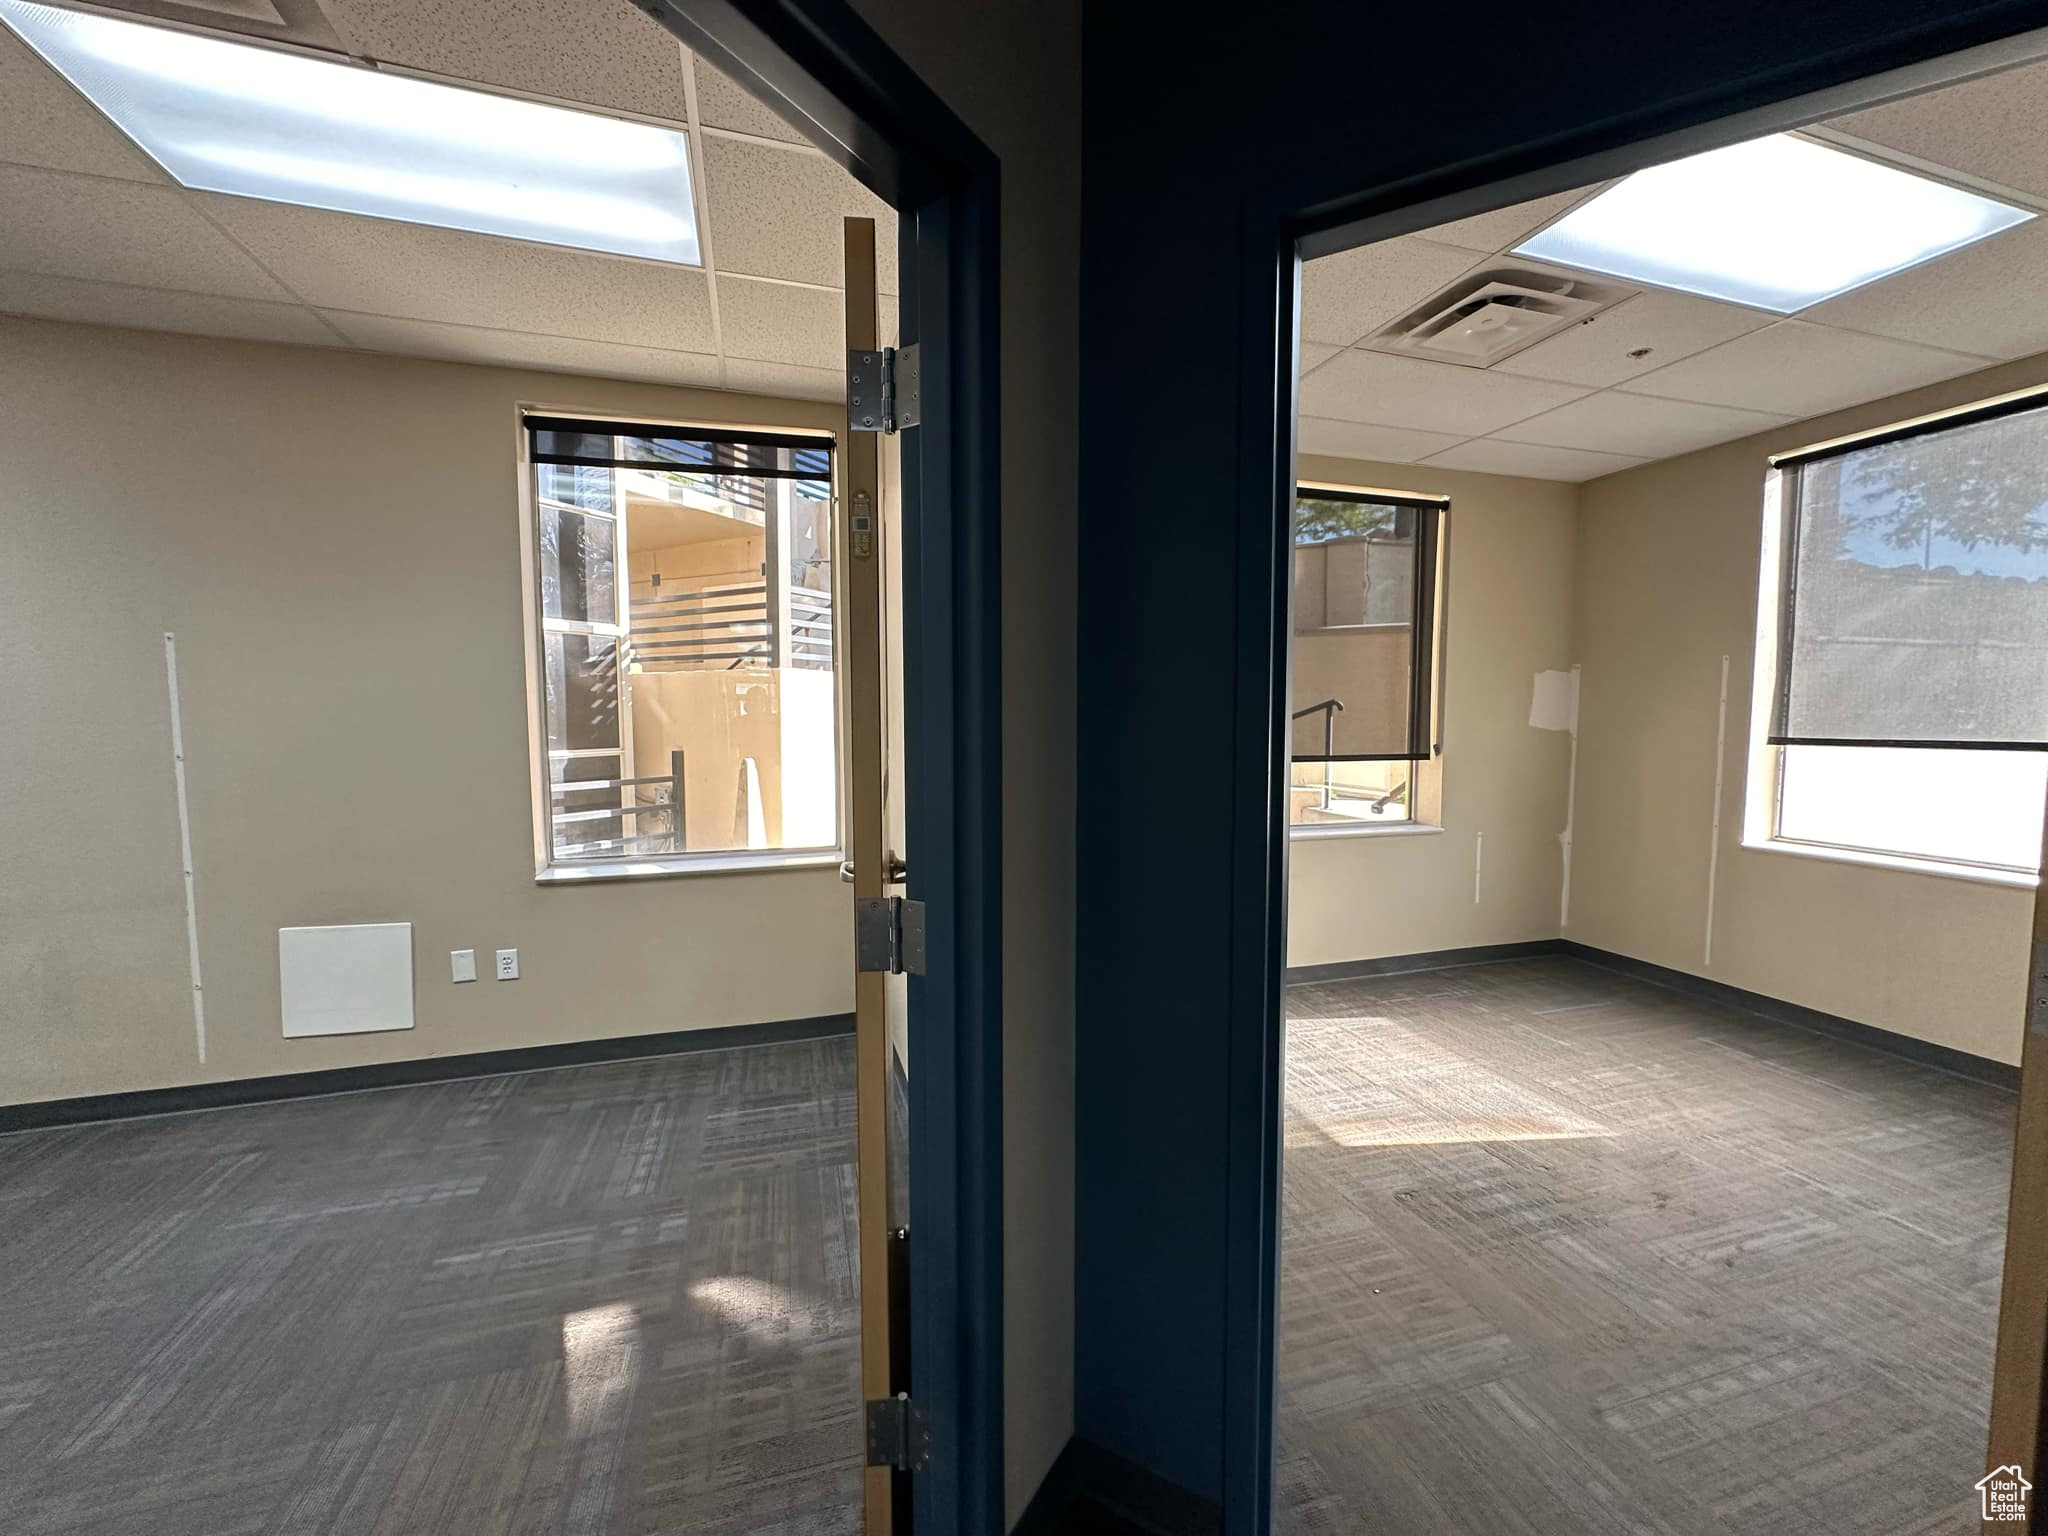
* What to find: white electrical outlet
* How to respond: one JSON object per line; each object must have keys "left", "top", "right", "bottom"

{"left": 450, "top": 948, "right": 476, "bottom": 984}
{"left": 495, "top": 948, "right": 519, "bottom": 981}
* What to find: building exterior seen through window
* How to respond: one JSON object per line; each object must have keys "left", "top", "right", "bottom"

{"left": 1289, "top": 487, "right": 1443, "bottom": 831}
{"left": 526, "top": 415, "right": 838, "bottom": 869}
{"left": 1759, "top": 395, "right": 2048, "bottom": 875}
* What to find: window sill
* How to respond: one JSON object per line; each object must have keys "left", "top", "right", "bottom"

{"left": 1740, "top": 835, "right": 2040, "bottom": 891}
{"left": 536, "top": 849, "right": 845, "bottom": 885}
{"left": 1290, "top": 821, "right": 1443, "bottom": 843}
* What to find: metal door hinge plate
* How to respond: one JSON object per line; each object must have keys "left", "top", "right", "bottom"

{"left": 848, "top": 343, "right": 920, "bottom": 433}
{"left": 865, "top": 1393, "right": 930, "bottom": 1471}
{"left": 855, "top": 896, "right": 926, "bottom": 975}
{"left": 2031, "top": 940, "right": 2048, "bottom": 1037}
{"left": 893, "top": 343, "right": 921, "bottom": 429}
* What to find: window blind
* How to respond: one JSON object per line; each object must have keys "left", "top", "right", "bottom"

{"left": 1291, "top": 488, "right": 1443, "bottom": 762}
{"left": 1771, "top": 396, "right": 2048, "bottom": 750}
{"left": 525, "top": 414, "right": 834, "bottom": 473}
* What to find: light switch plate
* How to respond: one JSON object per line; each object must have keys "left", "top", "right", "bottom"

{"left": 496, "top": 948, "right": 519, "bottom": 981}
{"left": 451, "top": 948, "right": 476, "bottom": 984}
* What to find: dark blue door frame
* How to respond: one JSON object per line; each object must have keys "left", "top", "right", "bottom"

{"left": 1217, "top": 18, "right": 2048, "bottom": 1536}
{"left": 646, "top": 5, "right": 1006, "bottom": 1531}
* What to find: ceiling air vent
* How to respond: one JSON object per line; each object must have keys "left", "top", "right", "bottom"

{"left": 1367, "top": 266, "right": 1633, "bottom": 368}
{"left": 81, "top": 0, "right": 350, "bottom": 54}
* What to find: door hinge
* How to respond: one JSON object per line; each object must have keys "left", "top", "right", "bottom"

{"left": 848, "top": 343, "right": 921, "bottom": 433}
{"left": 865, "top": 1393, "right": 930, "bottom": 1471}
{"left": 2031, "top": 940, "right": 2048, "bottom": 1037}
{"left": 855, "top": 897, "right": 926, "bottom": 975}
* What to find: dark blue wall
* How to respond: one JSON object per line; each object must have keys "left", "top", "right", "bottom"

{"left": 1072, "top": 0, "right": 2048, "bottom": 1523}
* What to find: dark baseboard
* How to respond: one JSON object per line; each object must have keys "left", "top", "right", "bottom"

{"left": 1284, "top": 938, "right": 2015, "bottom": 1091}
{"left": 1285, "top": 939, "right": 1566, "bottom": 987}
{"left": 1013, "top": 1438, "right": 1222, "bottom": 1536}
{"left": 0, "top": 1012, "right": 857, "bottom": 1134}
{"left": 1558, "top": 942, "right": 2018, "bottom": 1091}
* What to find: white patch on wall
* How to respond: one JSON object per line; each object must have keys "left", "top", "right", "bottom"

{"left": 1530, "top": 666, "right": 1583, "bottom": 928}
{"left": 1529, "top": 668, "right": 1579, "bottom": 732}
{"left": 278, "top": 923, "right": 415, "bottom": 1038}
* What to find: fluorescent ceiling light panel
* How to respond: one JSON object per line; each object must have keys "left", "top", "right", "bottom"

{"left": 1514, "top": 134, "right": 2030, "bottom": 312}
{"left": 0, "top": 0, "right": 700, "bottom": 265}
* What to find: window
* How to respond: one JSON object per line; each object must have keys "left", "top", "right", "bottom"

{"left": 1752, "top": 394, "right": 2048, "bottom": 876}
{"left": 1289, "top": 487, "right": 1443, "bottom": 831}
{"left": 1776, "top": 745, "right": 2046, "bottom": 870}
{"left": 524, "top": 415, "right": 838, "bottom": 871}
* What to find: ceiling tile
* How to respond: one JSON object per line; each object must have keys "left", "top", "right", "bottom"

{"left": 0, "top": 168, "right": 289, "bottom": 298}
{"left": 705, "top": 136, "right": 896, "bottom": 293}
{"left": 0, "top": 27, "right": 167, "bottom": 182}
{"left": 321, "top": 311, "right": 723, "bottom": 389}
{"left": 0, "top": 271, "right": 335, "bottom": 345}
{"left": 693, "top": 57, "right": 808, "bottom": 144}
{"left": 1298, "top": 236, "right": 1479, "bottom": 347}
{"left": 1494, "top": 289, "right": 1772, "bottom": 388}
{"left": 1297, "top": 349, "right": 1589, "bottom": 437}
{"left": 312, "top": 0, "right": 690, "bottom": 120}
{"left": 1801, "top": 217, "right": 2048, "bottom": 359}
{"left": 1298, "top": 343, "right": 1340, "bottom": 376}
{"left": 722, "top": 357, "right": 842, "bottom": 402}
{"left": 1296, "top": 416, "right": 1466, "bottom": 464}
{"left": 1621, "top": 319, "right": 1990, "bottom": 418}
{"left": 1496, "top": 391, "right": 1789, "bottom": 458}
{"left": 718, "top": 275, "right": 838, "bottom": 367}
{"left": 198, "top": 195, "right": 718, "bottom": 352}
{"left": 1824, "top": 60, "right": 2048, "bottom": 201}
{"left": 1422, "top": 184, "right": 1605, "bottom": 255}
{"left": 1420, "top": 438, "right": 1647, "bottom": 482}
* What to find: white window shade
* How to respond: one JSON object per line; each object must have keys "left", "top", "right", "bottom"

{"left": 1772, "top": 400, "right": 2048, "bottom": 750}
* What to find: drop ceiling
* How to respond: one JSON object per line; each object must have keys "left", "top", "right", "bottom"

{"left": 1301, "top": 53, "right": 2048, "bottom": 481}
{"left": 0, "top": 0, "right": 894, "bottom": 401}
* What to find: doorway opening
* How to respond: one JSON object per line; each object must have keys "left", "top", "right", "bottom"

{"left": 1275, "top": 34, "right": 2048, "bottom": 1534}
{"left": 0, "top": 0, "right": 1002, "bottom": 1531}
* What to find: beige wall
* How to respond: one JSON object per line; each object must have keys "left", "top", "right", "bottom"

{"left": 1570, "top": 357, "right": 2048, "bottom": 1067}
{"left": 847, "top": 0, "right": 1080, "bottom": 1521}
{"left": 0, "top": 315, "right": 854, "bottom": 1108}
{"left": 1286, "top": 452, "right": 1578, "bottom": 969}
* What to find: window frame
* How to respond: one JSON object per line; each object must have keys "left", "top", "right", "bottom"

{"left": 517, "top": 405, "right": 847, "bottom": 883}
{"left": 1288, "top": 480, "right": 1449, "bottom": 840}
{"left": 1744, "top": 399, "right": 2048, "bottom": 886}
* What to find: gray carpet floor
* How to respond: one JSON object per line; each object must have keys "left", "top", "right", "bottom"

{"left": 0, "top": 1037, "right": 863, "bottom": 1536}
{"left": 0, "top": 960, "right": 2015, "bottom": 1533}
{"left": 1276, "top": 956, "right": 2016, "bottom": 1535}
